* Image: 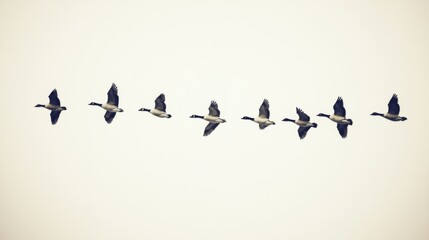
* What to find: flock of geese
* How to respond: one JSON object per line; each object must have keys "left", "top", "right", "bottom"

{"left": 35, "top": 83, "right": 407, "bottom": 139}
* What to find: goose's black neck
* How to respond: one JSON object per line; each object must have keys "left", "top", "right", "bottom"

{"left": 241, "top": 116, "right": 254, "bottom": 121}
{"left": 190, "top": 115, "right": 204, "bottom": 119}
{"left": 282, "top": 118, "right": 295, "bottom": 122}
{"left": 317, "top": 113, "right": 330, "bottom": 118}
{"left": 89, "top": 102, "right": 102, "bottom": 107}
{"left": 370, "top": 112, "right": 383, "bottom": 116}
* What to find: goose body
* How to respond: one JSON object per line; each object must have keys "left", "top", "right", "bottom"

{"left": 371, "top": 94, "right": 407, "bottom": 121}
{"left": 101, "top": 103, "right": 123, "bottom": 112}
{"left": 317, "top": 97, "right": 353, "bottom": 138}
{"left": 242, "top": 99, "right": 275, "bottom": 129}
{"left": 190, "top": 101, "right": 226, "bottom": 136}
{"left": 35, "top": 89, "right": 67, "bottom": 125}
{"left": 138, "top": 93, "right": 172, "bottom": 118}
{"left": 89, "top": 83, "right": 124, "bottom": 124}
{"left": 282, "top": 108, "right": 317, "bottom": 139}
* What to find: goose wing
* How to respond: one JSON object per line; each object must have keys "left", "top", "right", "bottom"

{"left": 296, "top": 107, "right": 310, "bottom": 121}
{"left": 48, "top": 89, "right": 61, "bottom": 106}
{"left": 104, "top": 111, "right": 116, "bottom": 124}
{"left": 50, "top": 111, "right": 61, "bottom": 125}
{"left": 154, "top": 93, "right": 167, "bottom": 111}
{"left": 387, "top": 94, "right": 400, "bottom": 115}
{"left": 298, "top": 126, "right": 311, "bottom": 139}
{"left": 107, "top": 83, "right": 119, "bottom": 106}
{"left": 337, "top": 124, "right": 348, "bottom": 138}
{"left": 259, "top": 123, "right": 269, "bottom": 130}
{"left": 333, "top": 97, "right": 346, "bottom": 117}
{"left": 258, "top": 99, "right": 270, "bottom": 118}
{"left": 203, "top": 122, "right": 220, "bottom": 136}
{"left": 208, "top": 101, "right": 220, "bottom": 117}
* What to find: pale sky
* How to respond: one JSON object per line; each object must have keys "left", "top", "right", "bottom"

{"left": 1, "top": 0, "right": 428, "bottom": 239}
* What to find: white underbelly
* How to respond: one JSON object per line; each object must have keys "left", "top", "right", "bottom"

{"left": 329, "top": 115, "right": 346, "bottom": 123}
{"left": 151, "top": 109, "right": 166, "bottom": 117}
{"left": 384, "top": 113, "right": 398, "bottom": 119}
{"left": 204, "top": 115, "right": 225, "bottom": 123}
{"left": 254, "top": 117, "right": 269, "bottom": 124}
{"left": 295, "top": 120, "right": 311, "bottom": 127}
{"left": 102, "top": 103, "right": 120, "bottom": 112}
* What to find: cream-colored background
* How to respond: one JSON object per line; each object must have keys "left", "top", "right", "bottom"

{"left": 1, "top": 1, "right": 428, "bottom": 239}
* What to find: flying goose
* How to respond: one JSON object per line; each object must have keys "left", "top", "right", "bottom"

{"left": 89, "top": 83, "right": 124, "bottom": 124}
{"left": 371, "top": 94, "right": 407, "bottom": 121}
{"left": 317, "top": 97, "right": 353, "bottom": 138}
{"left": 190, "top": 101, "right": 226, "bottom": 136}
{"left": 35, "top": 89, "right": 67, "bottom": 125}
{"left": 282, "top": 107, "right": 318, "bottom": 139}
{"left": 138, "top": 93, "right": 171, "bottom": 118}
{"left": 241, "top": 99, "right": 275, "bottom": 129}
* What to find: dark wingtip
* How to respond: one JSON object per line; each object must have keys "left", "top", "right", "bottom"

{"left": 110, "top": 83, "right": 118, "bottom": 91}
